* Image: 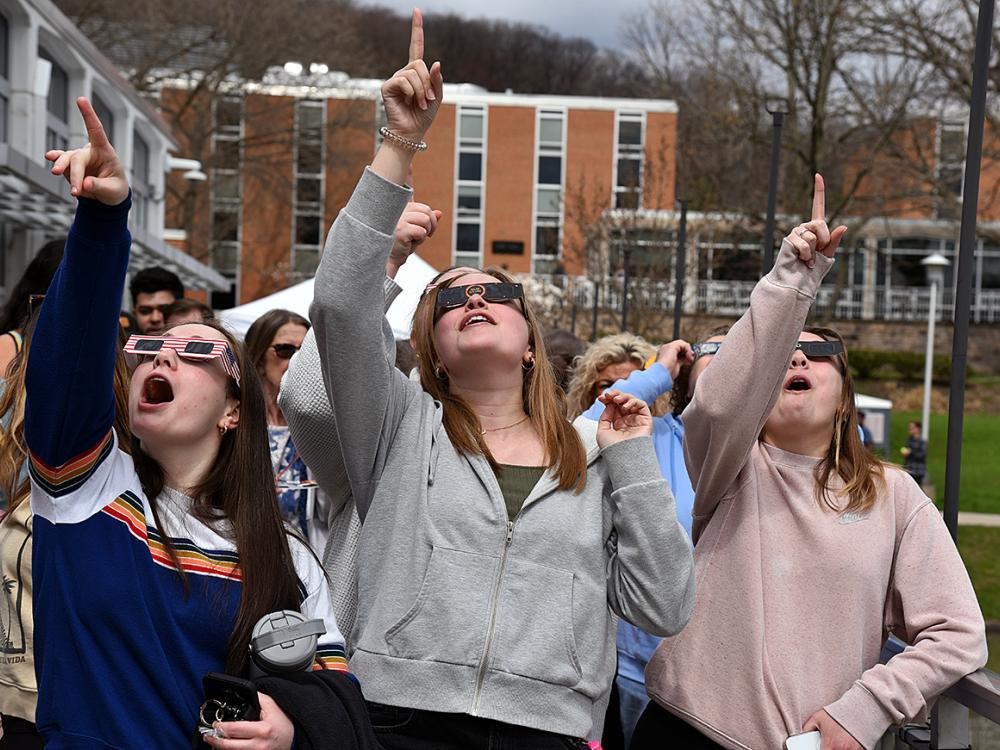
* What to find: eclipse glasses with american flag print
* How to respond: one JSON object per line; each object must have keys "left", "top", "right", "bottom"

{"left": 124, "top": 335, "right": 241, "bottom": 386}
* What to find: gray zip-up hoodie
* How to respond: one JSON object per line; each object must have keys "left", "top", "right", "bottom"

{"left": 303, "top": 167, "right": 696, "bottom": 738}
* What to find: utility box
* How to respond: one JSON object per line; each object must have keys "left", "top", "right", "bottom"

{"left": 856, "top": 393, "right": 892, "bottom": 458}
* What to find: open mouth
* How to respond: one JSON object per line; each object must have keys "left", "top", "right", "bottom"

{"left": 460, "top": 313, "right": 494, "bottom": 330}
{"left": 784, "top": 375, "right": 812, "bottom": 393}
{"left": 142, "top": 375, "right": 175, "bottom": 405}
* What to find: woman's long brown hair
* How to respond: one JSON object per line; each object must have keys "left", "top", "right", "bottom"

{"left": 130, "top": 322, "right": 302, "bottom": 675}
{"left": 412, "top": 268, "right": 587, "bottom": 493}
{"left": 806, "top": 326, "right": 887, "bottom": 514}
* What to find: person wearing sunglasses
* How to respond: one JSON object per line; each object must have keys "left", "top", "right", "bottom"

{"left": 634, "top": 176, "right": 986, "bottom": 750}
{"left": 243, "top": 309, "right": 329, "bottom": 551}
{"left": 23, "top": 98, "right": 349, "bottom": 750}
{"left": 281, "top": 12, "right": 695, "bottom": 749}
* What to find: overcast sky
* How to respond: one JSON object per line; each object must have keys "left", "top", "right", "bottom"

{"left": 368, "top": 0, "right": 648, "bottom": 50}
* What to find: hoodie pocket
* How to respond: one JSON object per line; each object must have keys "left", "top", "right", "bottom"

{"left": 384, "top": 545, "right": 497, "bottom": 667}
{"left": 490, "top": 558, "right": 582, "bottom": 687}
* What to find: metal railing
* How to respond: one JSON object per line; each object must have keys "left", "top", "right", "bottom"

{"left": 878, "top": 637, "right": 1000, "bottom": 749}
{"left": 537, "top": 276, "right": 1000, "bottom": 324}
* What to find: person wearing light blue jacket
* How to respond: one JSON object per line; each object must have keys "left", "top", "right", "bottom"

{"left": 580, "top": 339, "right": 695, "bottom": 748}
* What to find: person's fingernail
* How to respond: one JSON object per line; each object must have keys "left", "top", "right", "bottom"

{"left": 427, "top": 89, "right": 436, "bottom": 100}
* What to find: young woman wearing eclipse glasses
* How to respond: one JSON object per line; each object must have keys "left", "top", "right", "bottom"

{"left": 631, "top": 176, "right": 986, "bottom": 750}
{"left": 23, "top": 98, "right": 347, "bottom": 750}
{"left": 279, "top": 11, "right": 695, "bottom": 748}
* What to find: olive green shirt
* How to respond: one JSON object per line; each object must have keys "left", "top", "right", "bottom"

{"left": 496, "top": 464, "right": 546, "bottom": 521}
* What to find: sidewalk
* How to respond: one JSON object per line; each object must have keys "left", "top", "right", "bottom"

{"left": 958, "top": 512, "right": 1000, "bottom": 528}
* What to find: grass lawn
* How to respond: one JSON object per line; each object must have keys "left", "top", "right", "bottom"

{"left": 956, "top": 526, "right": 1000, "bottom": 672}
{"left": 887, "top": 410, "right": 1000, "bottom": 515}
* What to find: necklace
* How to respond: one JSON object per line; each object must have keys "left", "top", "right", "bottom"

{"left": 481, "top": 414, "right": 530, "bottom": 435}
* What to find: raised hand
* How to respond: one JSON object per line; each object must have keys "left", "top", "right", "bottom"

{"left": 381, "top": 9, "right": 444, "bottom": 144}
{"left": 784, "top": 174, "right": 847, "bottom": 269}
{"left": 45, "top": 97, "right": 128, "bottom": 206}
{"left": 596, "top": 390, "right": 653, "bottom": 448}
{"left": 388, "top": 201, "right": 444, "bottom": 277}
{"left": 655, "top": 339, "right": 695, "bottom": 380}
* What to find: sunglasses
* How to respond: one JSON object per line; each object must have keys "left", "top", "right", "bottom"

{"left": 124, "top": 335, "right": 241, "bottom": 385}
{"left": 135, "top": 304, "right": 172, "bottom": 317}
{"left": 271, "top": 343, "right": 300, "bottom": 360}
{"left": 691, "top": 339, "right": 845, "bottom": 362}
{"left": 435, "top": 282, "right": 524, "bottom": 310}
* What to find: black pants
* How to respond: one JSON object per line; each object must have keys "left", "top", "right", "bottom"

{"left": 0, "top": 715, "right": 44, "bottom": 750}
{"left": 366, "top": 703, "right": 587, "bottom": 750}
{"left": 630, "top": 702, "right": 725, "bottom": 750}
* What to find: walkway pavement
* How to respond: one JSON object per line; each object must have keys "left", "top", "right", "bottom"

{"left": 958, "top": 511, "right": 1000, "bottom": 527}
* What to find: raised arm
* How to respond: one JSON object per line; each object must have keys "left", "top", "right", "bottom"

{"left": 818, "top": 496, "right": 987, "bottom": 748}
{"left": 683, "top": 177, "right": 847, "bottom": 541}
{"left": 24, "top": 98, "right": 131, "bottom": 475}
{"left": 581, "top": 340, "right": 692, "bottom": 421}
{"left": 309, "top": 10, "right": 444, "bottom": 520}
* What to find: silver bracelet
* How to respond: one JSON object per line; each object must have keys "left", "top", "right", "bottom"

{"left": 379, "top": 126, "right": 428, "bottom": 152}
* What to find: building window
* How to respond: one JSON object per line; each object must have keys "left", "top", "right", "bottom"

{"left": 0, "top": 13, "right": 9, "bottom": 144}
{"left": 533, "top": 108, "right": 565, "bottom": 274}
{"left": 936, "top": 119, "right": 965, "bottom": 220}
{"left": 291, "top": 100, "right": 325, "bottom": 278}
{"left": 38, "top": 48, "right": 69, "bottom": 154}
{"left": 92, "top": 93, "right": 115, "bottom": 143}
{"left": 131, "top": 132, "right": 150, "bottom": 231}
{"left": 454, "top": 105, "right": 485, "bottom": 267}
{"left": 614, "top": 111, "right": 644, "bottom": 210}
{"left": 210, "top": 96, "right": 244, "bottom": 307}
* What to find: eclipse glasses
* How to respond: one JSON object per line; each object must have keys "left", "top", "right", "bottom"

{"left": 692, "top": 339, "right": 844, "bottom": 361}
{"left": 124, "top": 335, "right": 241, "bottom": 385}
{"left": 435, "top": 282, "right": 524, "bottom": 310}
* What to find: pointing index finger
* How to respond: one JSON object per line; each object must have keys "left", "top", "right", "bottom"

{"left": 811, "top": 173, "right": 826, "bottom": 222}
{"left": 76, "top": 97, "right": 110, "bottom": 149}
{"left": 409, "top": 8, "right": 425, "bottom": 63}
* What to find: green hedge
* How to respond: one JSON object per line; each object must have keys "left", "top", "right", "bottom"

{"left": 848, "top": 349, "right": 969, "bottom": 383}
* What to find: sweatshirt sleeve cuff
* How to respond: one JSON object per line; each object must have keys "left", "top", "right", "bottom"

{"left": 71, "top": 193, "right": 131, "bottom": 243}
{"left": 824, "top": 683, "right": 895, "bottom": 750}
{"left": 384, "top": 276, "right": 403, "bottom": 308}
{"left": 764, "top": 239, "right": 834, "bottom": 299}
{"left": 644, "top": 363, "right": 674, "bottom": 393}
{"left": 345, "top": 168, "right": 413, "bottom": 236}
{"left": 600, "top": 435, "right": 663, "bottom": 490}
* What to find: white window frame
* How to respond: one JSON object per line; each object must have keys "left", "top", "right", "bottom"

{"left": 613, "top": 111, "right": 645, "bottom": 210}
{"left": 453, "top": 104, "right": 487, "bottom": 268}
{"left": 210, "top": 96, "right": 244, "bottom": 303}
{"left": 38, "top": 47, "right": 69, "bottom": 154}
{"left": 290, "top": 99, "right": 326, "bottom": 280}
{"left": 0, "top": 12, "right": 9, "bottom": 144}
{"left": 531, "top": 107, "right": 567, "bottom": 274}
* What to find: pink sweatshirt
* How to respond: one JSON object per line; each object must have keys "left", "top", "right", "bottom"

{"left": 644, "top": 242, "right": 987, "bottom": 750}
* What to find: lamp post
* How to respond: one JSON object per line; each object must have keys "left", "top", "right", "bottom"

{"left": 762, "top": 98, "right": 788, "bottom": 273}
{"left": 673, "top": 199, "right": 689, "bottom": 341}
{"left": 920, "top": 252, "right": 950, "bottom": 444}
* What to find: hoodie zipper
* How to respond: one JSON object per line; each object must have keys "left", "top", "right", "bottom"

{"left": 471, "top": 519, "right": 515, "bottom": 714}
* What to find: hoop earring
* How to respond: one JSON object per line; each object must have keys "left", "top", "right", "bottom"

{"left": 522, "top": 358, "right": 535, "bottom": 372}
{"left": 434, "top": 365, "right": 447, "bottom": 380}
{"left": 219, "top": 425, "right": 228, "bottom": 437}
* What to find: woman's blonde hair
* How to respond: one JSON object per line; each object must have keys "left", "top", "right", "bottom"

{"left": 0, "top": 320, "right": 132, "bottom": 514}
{"left": 411, "top": 267, "right": 587, "bottom": 493}
{"left": 805, "top": 326, "right": 887, "bottom": 515}
{"left": 566, "top": 333, "right": 668, "bottom": 418}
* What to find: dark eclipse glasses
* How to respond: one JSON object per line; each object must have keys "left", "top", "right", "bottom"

{"left": 435, "top": 282, "right": 525, "bottom": 310}
{"left": 692, "top": 339, "right": 844, "bottom": 361}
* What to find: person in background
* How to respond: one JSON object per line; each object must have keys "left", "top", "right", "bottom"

{"left": 0, "top": 240, "right": 65, "bottom": 378}
{"left": 164, "top": 299, "right": 214, "bottom": 329}
{"left": 901, "top": 420, "right": 927, "bottom": 488}
{"left": 566, "top": 333, "right": 669, "bottom": 419}
{"left": 129, "top": 266, "right": 184, "bottom": 335}
{"left": 243, "top": 309, "right": 330, "bottom": 552}
{"left": 542, "top": 328, "right": 584, "bottom": 394}
{"left": 635, "top": 176, "right": 986, "bottom": 750}
{"left": 858, "top": 410, "right": 874, "bottom": 449}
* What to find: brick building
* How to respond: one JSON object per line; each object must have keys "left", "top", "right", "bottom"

{"left": 158, "top": 69, "right": 677, "bottom": 308}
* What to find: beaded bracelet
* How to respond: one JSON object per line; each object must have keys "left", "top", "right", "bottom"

{"left": 379, "top": 126, "right": 428, "bottom": 152}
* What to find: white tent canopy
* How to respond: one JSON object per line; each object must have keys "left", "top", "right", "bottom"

{"left": 217, "top": 253, "right": 439, "bottom": 340}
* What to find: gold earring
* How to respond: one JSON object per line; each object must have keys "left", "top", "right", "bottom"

{"left": 219, "top": 425, "right": 228, "bottom": 437}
